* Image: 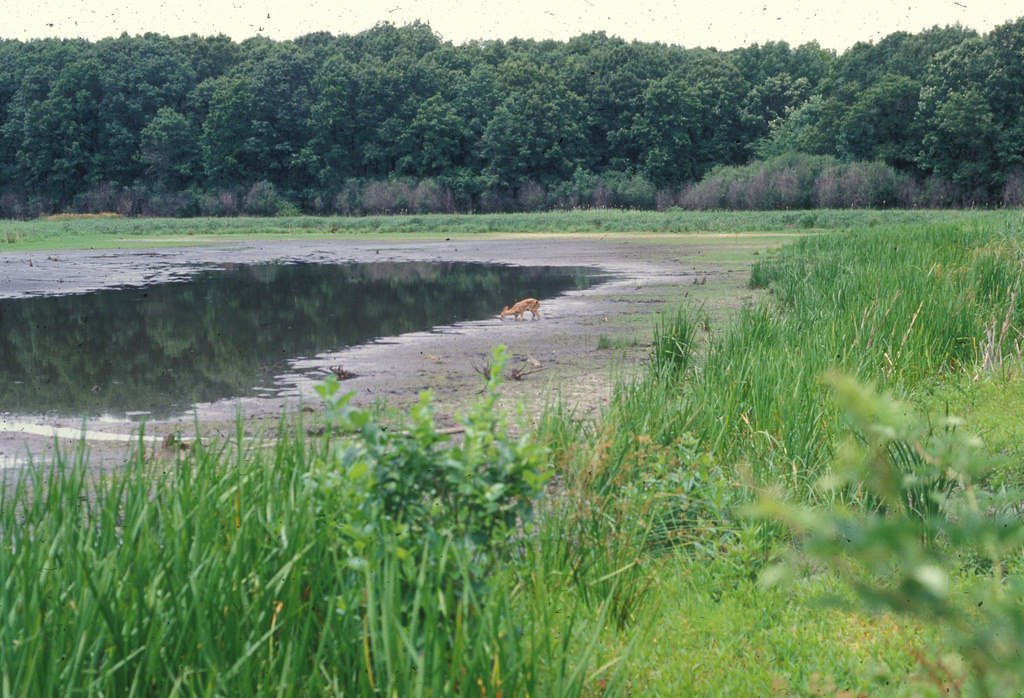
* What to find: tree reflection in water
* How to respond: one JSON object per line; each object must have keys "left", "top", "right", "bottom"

{"left": 0, "top": 261, "right": 604, "bottom": 418}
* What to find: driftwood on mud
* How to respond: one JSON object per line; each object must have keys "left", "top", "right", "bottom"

{"left": 471, "top": 354, "right": 545, "bottom": 383}
{"left": 305, "top": 424, "right": 466, "bottom": 438}
{"left": 328, "top": 365, "right": 356, "bottom": 380}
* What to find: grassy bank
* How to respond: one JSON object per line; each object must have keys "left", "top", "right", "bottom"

{"left": 536, "top": 211, "right": 1024, "bottom": 692}
{"left": 1, "top": 359, "right": 622, "bottom": 695}
{"left": 4, "top": 210, "right": 1024, "bottom": 694}
{"left": 564, "top": 215, "right": 1024, "bottom": 496}
{"left": 0, "top": 208, "right": 1018, "bottom": 251}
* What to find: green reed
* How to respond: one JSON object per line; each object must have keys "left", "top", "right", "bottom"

{"left": 0, "top": 385, "right": 619, "bottom": 696}
{"left": 686, "top": 218, "right": 1020, "bottom": 485}
{"left": 541, "top": 213, "right": 1024, "bottom": 513}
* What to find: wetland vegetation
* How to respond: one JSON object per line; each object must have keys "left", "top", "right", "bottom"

{"left": 3, "top": 209, "right": 1024, "bottom": 694}
{"left": 0, "top": 207, "right": 1013, "bottom": 250}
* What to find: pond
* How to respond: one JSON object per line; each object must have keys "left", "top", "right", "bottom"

{"left": 0, "top": 261, "right": 608, "bottom": 419}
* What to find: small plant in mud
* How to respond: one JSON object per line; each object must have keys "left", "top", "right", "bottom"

{"left": 327, "top": 364, "right": 355, "bottom": 380}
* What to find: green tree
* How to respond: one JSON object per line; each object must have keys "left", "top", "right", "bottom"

{"left": 393, "top": 95, "right": 468, "bottom": 177}
{"left": 369, "top": 51, "right": 452, "bottom": 175}
{"left": 478, "top": 83, "right": 587, "bottom": 191}
{"left": 178, "top": 33, "right": 240, "bottom": 83}
{"left": 244, "top": 44, "right": 315, "bottom": 191}
{"left": 94, "top": 34, "right": 198, "bottom": 185}
{"left": 678, "top": 51, "right": 749, "bottom": 170}
{"left": 837, "top": 74, "right": 921, "bottom": 170}
{"left": 757, "top": 87, "right": 856, "bottom": 159}
{"left": 199, "top": 75, "right": 255, "bottom": 185}
{"left": 918, "top": 89, "right": 1003, "bottom": 194}
{"left": 17, "top": 58, "right": 105, "bottom": 204}
{"left": 139, "top": 107, "right": 200, "bottom": 189}
{"left": 567, "top": 35, "right": 673, "bottom": 172}
{"left": 306, "top": 56, "right": 364, "bottom": 185}
{"left": 740, "top": 73, "right": 812, "bottom": 154}
{"left": 983, "top": 18, "right": 1024, "bottom": 172}
{"left": 915, "top": 38, "right": 1004, "bottom": 194}
{"left": 629, "top": 74, "right": 701, "bottom": 186}
{"left": 452, "top": 63, "right": 502, "bottom": 158}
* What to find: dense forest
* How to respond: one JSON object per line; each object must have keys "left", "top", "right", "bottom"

{"left": 1, "top": 17, "right": 1022, "bottom": 217}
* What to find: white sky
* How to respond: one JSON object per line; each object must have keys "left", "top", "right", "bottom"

{"left": 1, "top": 0, "right": 1021, "bottom": 52}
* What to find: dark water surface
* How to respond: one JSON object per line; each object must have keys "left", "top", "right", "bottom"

{"left": 0, "top": 261, "right": 606, "bottom": 418}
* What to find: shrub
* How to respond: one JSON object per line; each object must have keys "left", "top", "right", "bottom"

{"left": 478, "top": 189, "right": 514, "bottom": 213}
{"left": 517, "top": 180, "right": 547, "bottom": 211}
{"left": 655, "top": 188, "right": 679, "bottom": 211}
{"left": 592, "top": 183, "right": 613, "bottom": 208}
{"left": 332, "top": 179, "right": 363, "bottom": 215}
{"left": 307, "top": 345, "right": 551, "bottom": 565}
{"left": 1003, "top": 170, "right": 1024, "bottom": 208}
{"left": 242, "top": 180, "right": 286, "bottom": 216}
{"left": 613, "top": 174, "right": 657, "bottom": 209}
{"left": 71, "top": 181, "right": 120, "bottom": 214}
{"left": 680, "top": 154, "right": 915, "bottom": 211}
{"left": 218, "top": 189, "right": 239, "bottom": 216}
{"left": 410, "top": 178, "right": 455, "bottom": 213}
{"left": 921, "top": 176, "right": 961, "bottom": 208}
{"left": 0, "top": 188, "right": 27, "bottom": 219}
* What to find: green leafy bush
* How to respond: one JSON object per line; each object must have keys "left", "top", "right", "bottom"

{"left": 305, "top": 345, "right": 551, "bottom": 571}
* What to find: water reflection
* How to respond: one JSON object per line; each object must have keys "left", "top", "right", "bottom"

{"left": 0, "top": 261, "right": 605, "bottom": 418}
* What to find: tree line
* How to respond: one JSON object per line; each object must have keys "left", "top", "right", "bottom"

{"left": 1, "top": 17, "right": 1022, "bottom": 218}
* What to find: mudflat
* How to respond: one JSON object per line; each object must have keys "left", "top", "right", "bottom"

{"left": 0, "top": 234, "right": 771, "bottom": 472}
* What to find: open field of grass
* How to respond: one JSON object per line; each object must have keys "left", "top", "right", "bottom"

{"left": 3, "top": 210, "right": 1024, "bottom": 694}
{"left": 0, "top": 208, "right": 1018, "bottom": 250}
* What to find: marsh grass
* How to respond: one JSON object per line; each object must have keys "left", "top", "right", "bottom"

{"left": 0, "top": 385, "right": 622, "bottom": 696}
{"left": 0, "top": 209, "right": 1018, "bottom": 251}
{"left": 561, "top": 218, "right": 1024, "bottom": 502}
{"left": 520, "top": 211, "right": 1024, "bottom": 691}
{"left": 529, "top": 213, "right": 1024, "bottom": 691}
{"left": 596, "top": 334, "right": 641, "bottom": 350}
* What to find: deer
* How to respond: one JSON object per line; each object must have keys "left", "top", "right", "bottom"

{"left": 500, "top": 297, "right": 541, "bottom": 321}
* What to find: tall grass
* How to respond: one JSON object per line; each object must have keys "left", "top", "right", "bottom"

{"left": 0, "top": 380, "right": 621, "bottom": 695}
{"left": 541, "top": 215, "right": 1024, "bottom": 509}
{"left": 697, "top": 220, "right": 1022, "bottom": 486}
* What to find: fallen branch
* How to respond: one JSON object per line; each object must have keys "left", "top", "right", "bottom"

{"left": 507, "top": 365, "right": 545, "bottom": 381}
{"left": 328, "top": 365, "right": 356, "bottom": 380}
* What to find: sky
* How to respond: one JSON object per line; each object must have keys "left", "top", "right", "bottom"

{"left": 1, "top": 0, "right": 1021, "bottom": 52}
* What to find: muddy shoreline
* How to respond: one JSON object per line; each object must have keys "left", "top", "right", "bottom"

{"left": 0, "top": 235, "right": 760, "bottom": 472}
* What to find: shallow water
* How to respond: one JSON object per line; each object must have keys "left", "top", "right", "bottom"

{"left": 0, "top": 260, "right": 605, "bottom": 418}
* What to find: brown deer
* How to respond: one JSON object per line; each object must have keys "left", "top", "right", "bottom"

{"left": 500, "top": 298, "right": 541, "bottom": 321}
